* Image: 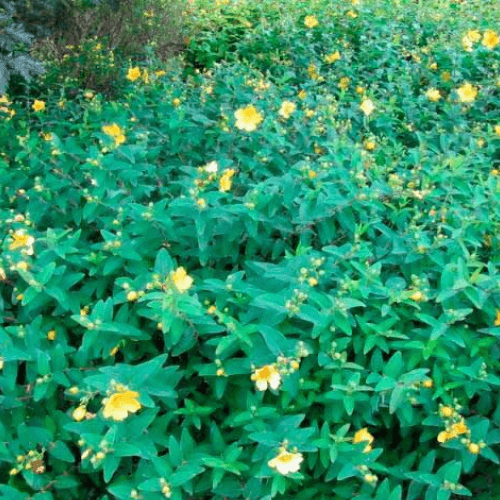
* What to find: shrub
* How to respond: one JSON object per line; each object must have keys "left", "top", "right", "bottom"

{"left": 26, "top": 0, "right": 187, "bottom": 101}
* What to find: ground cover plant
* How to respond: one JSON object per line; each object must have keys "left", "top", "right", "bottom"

{"left": 2, "top": 0, "right": 500, "bottom": 499}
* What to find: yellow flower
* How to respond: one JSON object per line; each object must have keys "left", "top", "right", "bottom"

{"left": 360, "top": 98, "right": 375, "bottom": 116}
{"left": 279, "top": 101, "right": 296, "bottom": 119}
{"left": 339, "top": 77, "right": 350, "bottom": 90}
{"left": 356, "top": 86, "right": 365, "bottom": 94}
{"left": 437, "top": 430, "right": 456, "bottom": 443}
{"left": 364, "top": 140, "right": 376, "bottom": 150}
{"left": 468, "top": 443, "right": 480, "bottom": 454}
{"left": 304, "top": 15, "right": 319, "bottom": 28}
{"left": 482, "top": 30, "right": 499, "bottom": 50}
{"left": 308, "top": 64, "right": 319, "bottom": 79}
{"left": 440, "top": 406, "right": 454, "bottom": 418}
{"left": 9, "top": 230, "right": 35, "bottom": 255}
{"left": 126, "top": 67, "right": 141, "bottom": 81}
{"left": 127, "top": 291, "right": 138, "bottom": 301}
{"left": 234, "top": 105, "right": 263, "bottom": 132}
{"left": 102, "top": 390, "right": 141, "bottom": 421}
{"left": 426, "top": 88, "right": 441, "bottom": 102}
{"left": 494, "top": 125, "right": 500, "bottom": 137}
{"left": 325, "top": 51, "right": 341, "bottom": 64}
{"left": 172, "top": 98, "right": 181, "bottom": 107}
{"left": 42, "top": 132, "right": 53, "bottom": 141}
{"left": 155, "top": 70, "right": 166, "bottom": 77}
{"left": 171, "top": 267, "right": 194, "bottom": 292}
{"left": 298, "top": 90, "right": 307, "bottom": 99}
{"left": 72, "top": 406, "right": 87, "bottom": 422}
{"left": 467, "top": 30, "right": 481, "bottom": 42}
{"left": 462, "top": 35, "right": 473, "bottom": 52}
{"left": 422, "top": 379, "right": 434, "bottom": 388}
{"left": 251, "top": 364, "right": 281, "bottom": 391}
{"left": 47, "top": 330, "right": 56, "bottom": 341}
{"left": 102, "top": 123, "right": 124, "bottom": 137}
{"left": 457, "top": 82, "right": 478, "bottom": 103}
{"left": 219, "top": 168, "right": 236, "bottom": 192}
{"left": 353, "top": 428, "right": 375, "bottom": 453}
{"left": 410, "top": 291, "right": 425, "bottom": 302}
{"left": 495, "top": 309, "right": 500, "bottom": 326}
{"left": 347, "top": 10, "right": 357, "bottom": 18}
{"left": 114, "top": 134, "right": 126, "bottom": 146}
{"left": 451, "top": 421, "right": 468, "bottom": 435}
{"left": 32, "top": 99, "right": 46, "bottom": 112}
{"left": 430, "top": 62, "right": 437, "bottom": 70}
{"left": 268, "top": 448, "right": 303, "bottom": 475}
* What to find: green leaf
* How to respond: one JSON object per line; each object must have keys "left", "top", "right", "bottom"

{"left": 50, "top": 441, "right": 75, "bottom": 462}
{"left": 108, "top": 481, "right": 135, "bottom": 500}
{"left": 389, "top": 385, "right": 405, "bottom": 414}
{"left": 337, "top": 462, "right": 359, "bottom": 480}
{"left": 169, "top": 463, "right": 205, "bottom": 487}
{"left": 387, "top": 485, "right": 402, "bottom": 500}
{"left": 383, "top": 351, "right": 404, "bottom": 378}
{"left": 375, "top": 377, "right": 396, "bottom": 391}
{"left": 103, "top": 455, "right": 121, "bottom": 483}
{"left": 169, "top": 435, "right": 182, "bottom": 467}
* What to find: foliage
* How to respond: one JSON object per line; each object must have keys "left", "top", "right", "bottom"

{"left": 0, "top": 0, "right": 59, "bottom": 96}
{"left": 1, "top": 0, "right": 500, "bottom": 499}
{"left": 23, "top": 0, "right": 187, "bottom": 102}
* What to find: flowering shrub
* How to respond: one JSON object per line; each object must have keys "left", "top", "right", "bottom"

{"left": 1, "top": 0, "right": 500, "bottom": 499}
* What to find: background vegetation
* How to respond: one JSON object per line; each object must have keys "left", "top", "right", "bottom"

{"left": 1, "top": 0, "right": 500, "bottom": 499}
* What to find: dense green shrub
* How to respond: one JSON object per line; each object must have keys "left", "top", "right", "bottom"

{"left": 1, "top": 0, "right": 500, "bottom": 499}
